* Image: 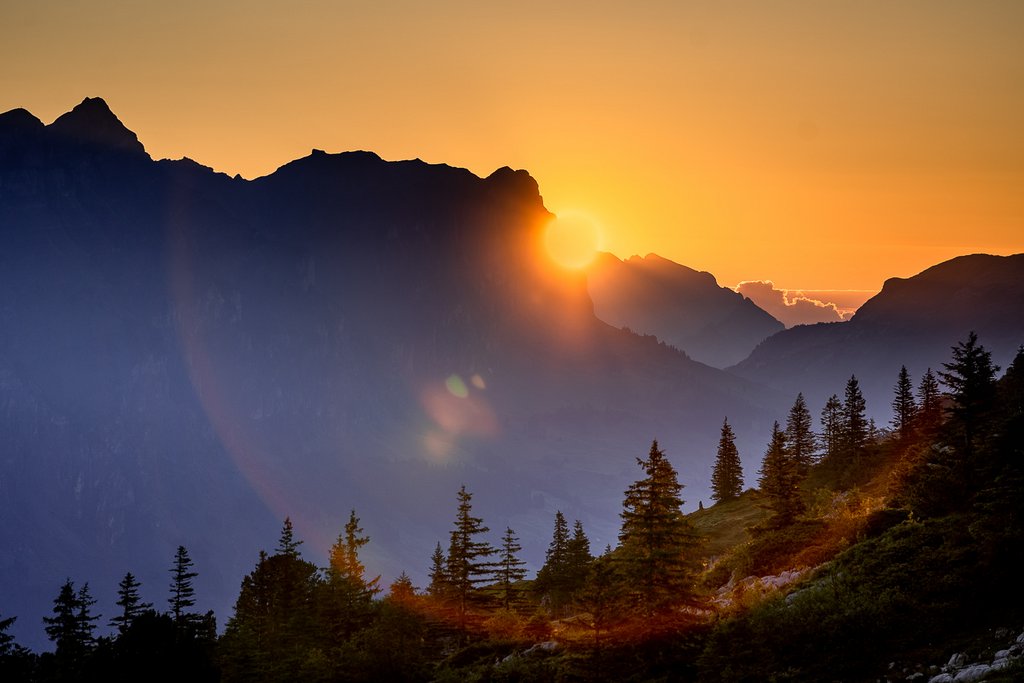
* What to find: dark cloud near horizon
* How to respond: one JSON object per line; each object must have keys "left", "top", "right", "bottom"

{"left": 736, "top": 280, "right": 848, "bottom": 328}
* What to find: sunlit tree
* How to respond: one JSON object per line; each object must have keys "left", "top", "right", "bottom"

{"left": 446, "top": 485, "right": 496, "bottom": 632}
{"left": 618, "top": 440, "right": 701, "bottom": 620}
{"left": 495, "top": 527, "right": 528, "bottom": 611}
{"left": 758, "top": 421, "right": 804, "bottom": 525}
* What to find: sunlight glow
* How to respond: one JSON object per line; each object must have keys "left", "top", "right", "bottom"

{"left": 544, "top": 211, "right": 602, "bottom": 270}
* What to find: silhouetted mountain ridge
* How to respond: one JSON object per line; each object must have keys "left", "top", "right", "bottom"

{"left": 587, "top": 252, "right": 784, "bottom": 367}
{"left": 0, "top": 98, "right": 777, "bottom": 649}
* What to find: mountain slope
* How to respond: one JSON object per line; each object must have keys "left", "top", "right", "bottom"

{"left": 730, "top": 253, "right": 1024, "bottom": 423}
{"left": 0, "top": 98, "right": 780, "bottom": 649}
{"left": 587, "top": 253, "right": 784, "bottom": 368}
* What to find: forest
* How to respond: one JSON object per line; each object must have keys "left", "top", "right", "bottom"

{"left": 2, "top": 331, "right": 1023, "bottom": 682}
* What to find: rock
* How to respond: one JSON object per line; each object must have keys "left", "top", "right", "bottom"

{"left": 995, "top": 627, "right": 1010, "bottom": 639}
{"left": 946, "top": 653, "right": 966, "bottom": 670}
{"left": 993, "top": 649, "right": 1011, "bottom": 661}
{"left": 1016, "top": 631, "right": 1024, "bottom": 644}
{"left": 906, "top": 673, "right": 925, "bottom": 682}
{"left": 928, "top": 674, "right": 954, "bottom": 683}
{"left": 952, "top": 664, "right": 990, "bottom": 682}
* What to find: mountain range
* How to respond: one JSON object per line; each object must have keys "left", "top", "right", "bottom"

{"left": 1, "top": 97, "right": 1021, "bottom": 650}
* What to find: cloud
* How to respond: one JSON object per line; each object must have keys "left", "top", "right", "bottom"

{"left": 736, "top": 280, "right": 849, "bottom": 328}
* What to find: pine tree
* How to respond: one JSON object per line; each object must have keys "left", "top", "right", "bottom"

{"left": 565, "top": 519, "right": 594, "bottom": 596}
{"left": 618, "top": 440, "right": 700, "bottom": 620}
{"left": 496, "top": 527, "right": 528, "bottom": 611}
{"left": 446, "top": 485, "right": 496, "bottom": 631}
{"left": 535, "top": 510, "right": 571, "bottom": 608}
{"left": 388, "top": 572, "right": 417, "bottom": 604}
{"left": 940, "top": 331, "right": 1000, "bottom": 459}
{"left": 785, "top": 394, "right": 816, "bottom": 474}
{"left": 820, "top": 394, "right": 843, "bottom": 462}
{"left": 758, "top": 421, "right": 804, "bottom": 525}
{"left": 74, "top": 583, "right": 99, "bottom": 649}
{"left": 328, "top": 510, "right": 380, "bottom": 594}
{"left": 841, "top": 375, "right": 868, "bottom": 459}
{"left": 169, "top": 545, "right": 199, "bottom": 626}
{"left": 711, "top": 418, "right": 743, "bottom": 503}
{"left": 110, "top": 571, "right": 152, "bottom": 635}
{"left": 0, "top": 612, "right": 16, "bottom": 657}
{"left": 276, "top": 517, "right": 302, "bottom": 558}
{"left": 916, "top": 367, "right": 943, "bottom": 436}
{"left": 427, "top": 542, "right": 449, "bottom": 598}
{"left": 576, "top": 553, "right": 625, "bottom": 651}
{"left": 891, "top": 365, "right": 917, "bottom": 440}
{"left": 43, "top": 579, "right": 96, "bottom": 663}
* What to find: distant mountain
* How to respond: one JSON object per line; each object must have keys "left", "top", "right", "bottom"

{"left": 0, "top": 98, "right": 780, "bottom": 649}
{"left": 730, "top": 253, "right": 1024, "bottom": 424}
{"left": 587, "top": 253, "right": 784, "bottom": 368}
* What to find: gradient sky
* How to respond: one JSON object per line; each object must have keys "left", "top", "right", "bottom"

{"left": 3, "top": 1, "right": 1022, "bottom": 291}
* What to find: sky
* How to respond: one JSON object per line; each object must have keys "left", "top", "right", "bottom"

{"left": 2, "top": 1, "right": 1022, "bottom": 292}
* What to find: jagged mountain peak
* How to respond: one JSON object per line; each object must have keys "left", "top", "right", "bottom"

{"left": 47, "top": 96, "right": 147, "bottom": 155}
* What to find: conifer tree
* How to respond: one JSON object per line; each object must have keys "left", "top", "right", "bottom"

{"left": 276, "top": 517, "right": 302, "bottom": 558}
{"left": 618, "top": 440, "right": 700, "bottom": 620}
{"left": 940, "top": 331, "right": 999, "bottom": 459}
{"left": 169, "top": 545, "right": 199, "bottom": 626}
{"left": 841, "top": 375, "right": 868, "bottom": 459}
{"left": 43, "top": 579, "right": 97, "bottom": 663}
{"left": 0, "top": 612, "right": 16, "bottom": 657}
{"left": 711, "top": 418, "right": 743, "bottom": 503}
{"left": 785, "top": 394, "right": 816, "bottom": 474}
{"left": 496, "top": 527, "right": 528, "bottom": 611}
{"left": 891, "top": 365, "right": 917, "bottom": 440}
{"left": 446, "top": 485, "right": 496, "bottom": 631}
{"left": 328, "top": 510, "right": 380, "bottom": 594}
{"left": 535, "top": 511, "right": 570, "bottom": 605}
{"left": 758, "top": 421, "right": 804, "bottom": 525}
{"left": 565, "top": 519, "right": 594, "bottom": 595}
{"left": 388, "top": 572, "right": 417, "bottom": 604}
{"left": 576, "top": 553, "right": 625, "bottom": 651}
{"left": 110, "top": 571, "right": 152, "bottom": 635}
{"left": 427, "top": 542, "right": 449, "bottom": 598}
{"left": 916, "top": 367, "right": 943, "bottom": 436}
{"left": 820, "top": 394, "right": 843, "bottom": 461}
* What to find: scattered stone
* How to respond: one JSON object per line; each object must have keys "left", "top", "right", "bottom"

{"left": 928, "top": 674, "right": 953, "bottom": 683}
{"left": 952, "top": 664, "right": 991, "bottom": 682}
{"left": 993, "top": 649, "right": 1011, "bottom": 661}
{"left": 1016, "top": 631, "right": 1024, "bottom": 645}
{"left": 946, "top": 653, "right": 966, "bottom": 670}
{"left": 906, "top": 673, "right": 925, "bottom": 682}
{"left": 994, "top": 628, "right": 1010, "bottom": 639}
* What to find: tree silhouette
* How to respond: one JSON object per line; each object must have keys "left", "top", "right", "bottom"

{"left": 820, "top": 394, "right": 843, "bottom": 462}
{"left": 169, "top": 545, "right": 199, "bottom": 627}
{"left": 275, "top": 517, "right": 302, "bottom": 558}
{"left": 445, "top": 485, "right": 496, "bottom": 632}
{"left": 891, "top": 365, "right": 917, "bottom": 440}
{"left": 940, "top": 331, "right": 999, "bottom": 460}
{"left": 916, "top": 367, "right": 943, "bottom": 437}
{"left": 841, "top": 375, "right": 868, "bottom": 461}
{"left": 110, "top": 571, "right": 152, "bottom": 635}
{"left": 618, "top": 440, "right": 700, "bottom": 621}
{"left": 785, "top": 393, "right": 816, "bottom": 475}
{"left": 711, "top": 418, "right": 744, "bottom": 503}
{"left": 495, "top": 527, "right": 528, "bottom": 611}
{"left": 758, "top": 421, "right": 804, "bottom": 525}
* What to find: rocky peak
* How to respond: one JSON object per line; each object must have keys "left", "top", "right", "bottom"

{"left": 47, "top": 97, "right": 147, "bottom": 156}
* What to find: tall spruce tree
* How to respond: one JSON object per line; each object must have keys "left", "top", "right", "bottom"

{"left": 891, "top": 365, "right": 917, "bottom": 440}
{"left": 916, "top": 367, "right": 943, "bottom": 437}
{"left": 110, "top": 572, "right": 152, "bottom": 635}
{"left": 44, "top": 579, "right": 96, "bottom": 664}
{"left": 842, "top": 375, "right": 868, "bottom": 460}
{"left": 496, "top": 527, "right": 528, "bottom": 611}
{"left": 276, "top": 517, "right": 302, "bottom": 558}
{"left": 711, "top": 418, "right": 743, "bottom": 503}
{"left": 565, "top": 519, "right": 594, "bottom": 595}
{"left": 328, "top": 510, "right": 380, "bottom": 594}
{"left": 535, "top": 511, "right": 571, "bottom": 607}
{"left": 785, "top": 394, "right": 816, "bottom": 474}
{"left": 758, "top": 421, "right": 804, "bottom": 525}
{"left": 169, "top": 545, "right": 199, "bottom": 626}
{"left": 618, "top": 440, "right": 700, "bottom": 620}
{"left": 427, "top": 542, "right": 449, "bottom": 598}
{"left": 820, "top": 394, "right": 843, "bottom": 462}
{"left": 446, "top": 485, "right": 496, "bottom": 631}
{"left": 940, "top": 331, "right": 1000, "bottom": 460}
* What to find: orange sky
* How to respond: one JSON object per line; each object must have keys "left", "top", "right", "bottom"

{"left": 3, "top": 1, "right": 1022, "bottom": 291}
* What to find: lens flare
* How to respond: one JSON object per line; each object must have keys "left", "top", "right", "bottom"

{"left": 544, "top": 211, "right": 602, "bottom": 270}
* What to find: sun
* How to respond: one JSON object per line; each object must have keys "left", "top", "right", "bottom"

{"left": 544, "top": 211, "right": 602, "bottom": 270}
